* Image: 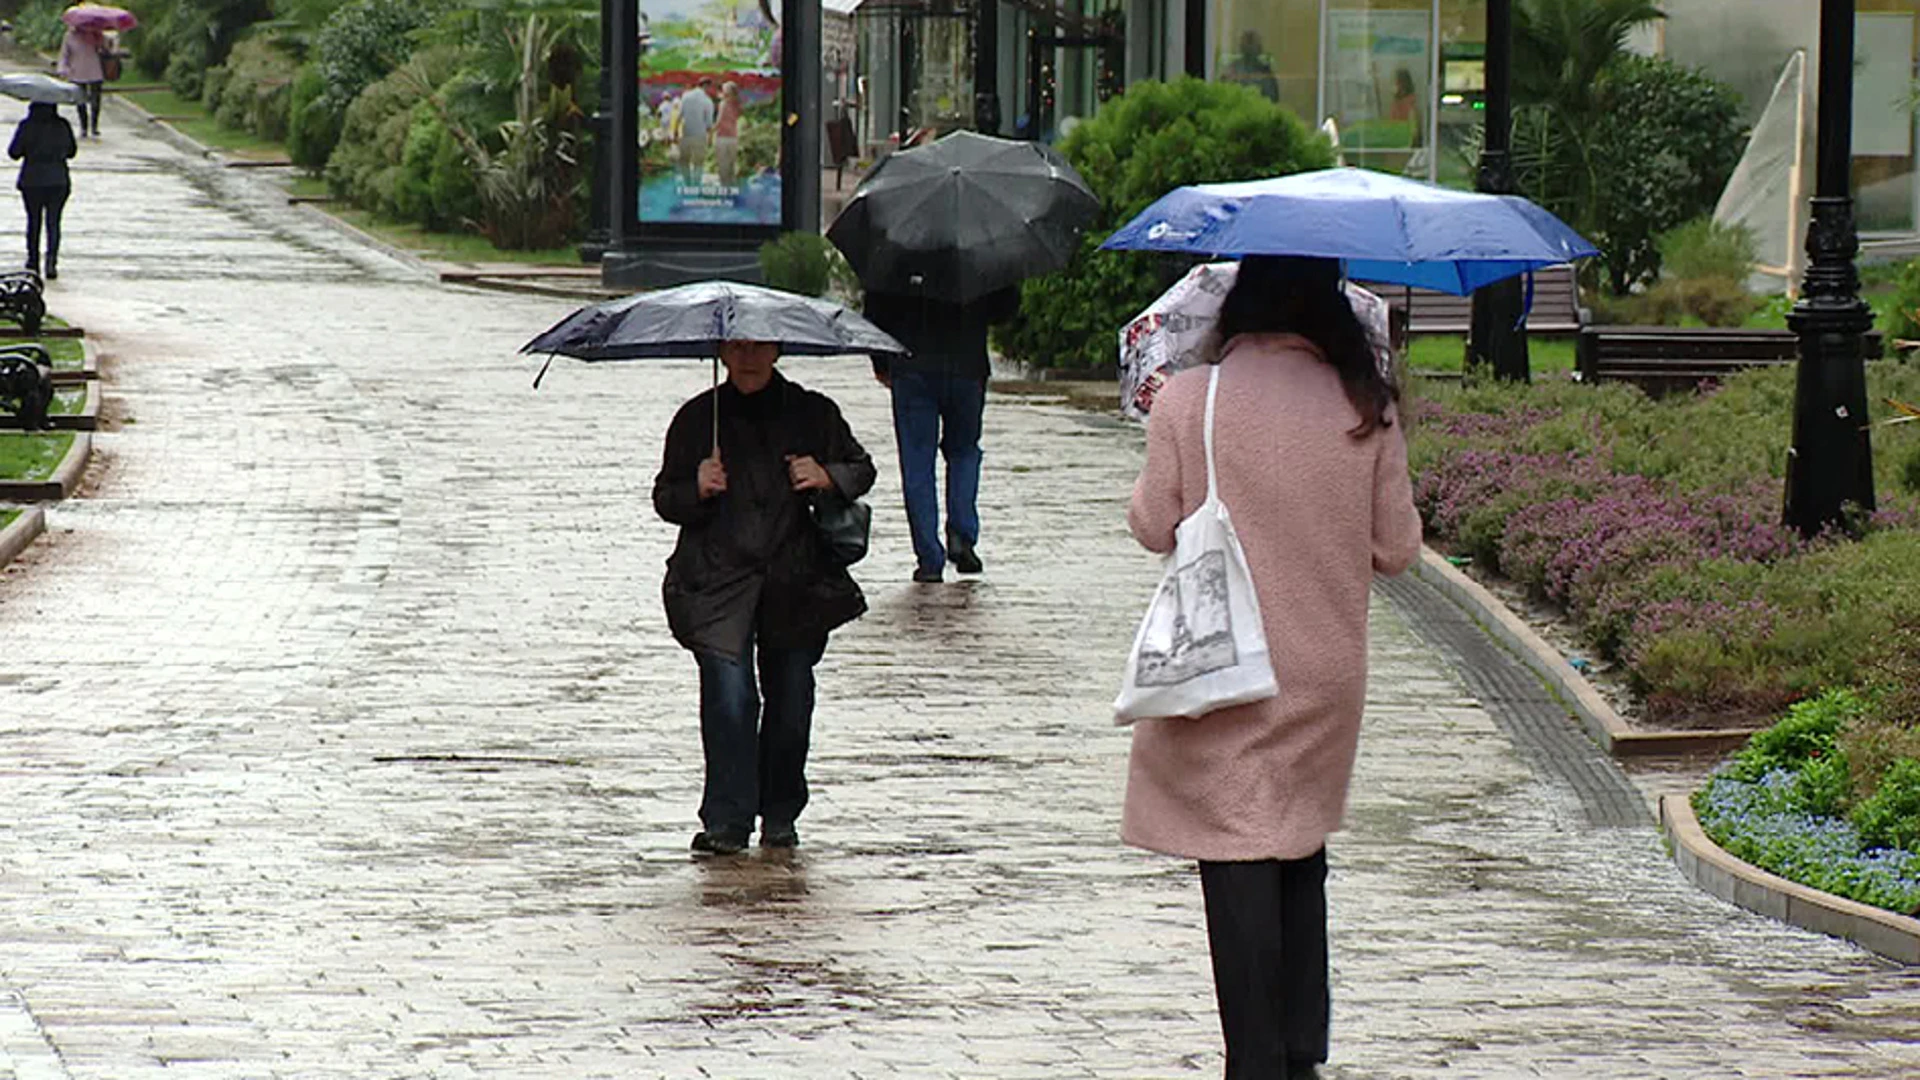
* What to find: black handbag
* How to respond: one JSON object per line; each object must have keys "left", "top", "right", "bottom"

{"left": 811, "top": 490, "right": 871, "bottom": 566}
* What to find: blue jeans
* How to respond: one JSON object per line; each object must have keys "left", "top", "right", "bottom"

{"left": 695, "top": 637, "right": 825, "bottom": 835}
{"left": 890, "top": 368, "right": 985, "bottom": 573}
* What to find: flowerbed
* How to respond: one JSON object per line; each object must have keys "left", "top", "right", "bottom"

{"left": 1407, "top": 364, "right": 1920, "bottom": 728}
{"left": 1692, "top": 689, "right": 1920, "bottom": 916}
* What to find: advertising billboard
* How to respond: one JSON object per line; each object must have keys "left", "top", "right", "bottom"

{"left": 638, "top": 1, "right": 784, "bottom": 226}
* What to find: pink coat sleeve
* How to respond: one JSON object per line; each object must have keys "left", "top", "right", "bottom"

{"left": 1128, "top": 390, "right": 1187, "bottom": 555}
{"left": 1371, "top": 418, "right": 1422, "bottom": 575}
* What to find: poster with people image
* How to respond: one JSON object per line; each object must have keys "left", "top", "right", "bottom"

{"left": 638, "top": 1, "right": 784, "bottom": 226}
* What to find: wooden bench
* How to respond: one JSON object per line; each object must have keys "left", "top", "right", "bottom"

{"left": 1357, "top": 263, "right": 1587, "bottom": 337}
{"left": 1576, "top": 325, "right": 1887, "bottom": 396}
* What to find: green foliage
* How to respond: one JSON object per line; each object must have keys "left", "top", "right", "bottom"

{"left": 1658, "top": 218, "right": 1755, "bottom": 282}
{"left": 325, "top": 47, "right": 460, "bottom": 217}
{"left": 132, "top": 0, "right": 276, "bottom": 94}
{"left": 314, "top": 0, "right": 440, "bottom": 110}
{"left": 1726, "top": 689, "right": 1862, "bottom": 783}
{"left": 998, "top": 78, "right": 1333, "bottom": 371}
{"left": 209, "top": 36, "right": 300, "bottom": 141}
{"left": 1578, "top": 57, "right": 1748, "bottom": 295}
{"left": 1904, "top": 443, "right": 1920, "bottom": 497}
{"left": 1889, "top": 258, "right": 1920, "bottom": 342}
{"left": 758, "top": 233, "right": 841, "bottom": 298}
{"left": 287, "top": 64, "right": 343, "bottom": 171}
{"left": 11, "top": 0, "right": 68, "bottom": 52}
{"left": 1852, "top": 759, "right": 1920, "bottom": 853}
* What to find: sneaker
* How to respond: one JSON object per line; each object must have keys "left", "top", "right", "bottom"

{"left": 760, "top": 822, "right": 799, "bottom": 849}
{"left": 912, "top": 566, "right": 943, "bottom": 584}
{"left": 690, "top": 828, "right": 749, "bottom": 856}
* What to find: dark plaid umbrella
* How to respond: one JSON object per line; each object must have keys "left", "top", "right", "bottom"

{"left": 523, "top": 280, "right": 907, "bottom": 362}
{"left": 523, "top": 280, "right": 908, "bottom": 450}
{"left": 827, "top": 130, "right": 1099, "bottom": 304}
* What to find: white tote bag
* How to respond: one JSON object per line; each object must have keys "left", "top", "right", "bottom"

{"left": 1114, "top": 365, "right": 1279, "bottom": 724}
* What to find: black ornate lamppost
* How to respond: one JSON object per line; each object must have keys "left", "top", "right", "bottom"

{"left": 1784, "top": 0, "right": 1876, "bottom": 537}
{"left": 1467, "top": 0, "right": 1530, "bottom": 381}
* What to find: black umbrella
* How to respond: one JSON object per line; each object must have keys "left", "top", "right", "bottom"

{"left": 523, "top": 280, "right": 908, "bottom": 448}
{"left": 827, "top": 130, "right": 1100, "bottom": 304}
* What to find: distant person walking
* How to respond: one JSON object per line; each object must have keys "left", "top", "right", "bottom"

{"left": 862, "top": 286, "right": 1019, "bottom": 583}
{"left": 57, "top": 23, "right": 106, "bottom": 137}
{"left": 1121, "top": 255, "right": 1422, "bottom": 1079}
{"left": 9, "top": 101, "right": 76, "bottom": 279}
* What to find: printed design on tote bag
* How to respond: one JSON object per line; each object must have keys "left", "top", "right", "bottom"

{"left": 1136, "top": 549, "right": 1239, "bottom": 686}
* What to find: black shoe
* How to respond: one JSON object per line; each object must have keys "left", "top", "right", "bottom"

{"left": 949, "top": 546, "right": 983, "bottom": 575}
{"left": 690, "top": 828, "right": 749, "bottom": 856}
{"left": 912, "top": 566, "right": 943, "bottom": 584}
{"left": 43, "top": 265, "right": 55, "bottom": 281}
{"left": 760, "top": 822, "right": 799, "bottom": 849}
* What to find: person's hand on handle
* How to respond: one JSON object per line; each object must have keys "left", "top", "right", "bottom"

{"left": 786, "top": 455, "right": 833, "bottom": 493}
{"left": 698, "top": 452, "right": 728, "bottom": 499}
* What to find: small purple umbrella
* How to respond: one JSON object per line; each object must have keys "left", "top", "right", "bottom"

{"left": 61, "top": 4, "right": 137, "bottom": 32}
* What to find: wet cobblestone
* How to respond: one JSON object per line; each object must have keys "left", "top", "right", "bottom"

{"left": 0, "top": 97, "right": 1916, "bottom": 1078}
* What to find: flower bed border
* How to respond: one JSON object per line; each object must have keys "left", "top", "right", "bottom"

{"left": 1409, "top": 547, "right": 1761, "bottom": 758}
{"left": 0, "top": 505, "right": 44, "bottom": 570}
{"left": 0, "top": 432, "right": 91, "bottom": 502}
{"left": 1660, "top": 794, "right": 1920, "bottom": 964}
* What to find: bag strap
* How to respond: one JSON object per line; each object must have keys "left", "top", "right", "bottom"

{"left": 1203, "top": 364, "right": 1221, "bottom": 504}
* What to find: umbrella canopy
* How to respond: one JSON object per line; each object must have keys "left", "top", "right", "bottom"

{"left": 0, "top": 73, "right": 85, "bottom": 106}
{"left": 61, "top": 3, "right": 136, "bottom": 30}
{"left": 1119, "top": 262, "right": 1393, "bottom": 419}
{"left": 1101, "top": 167, "right": 1598, "bottom": 296}
{"left": 523, "top": 280, "right": 907, "bottom": 362}
{"left": 828, "top": 130, "right": 1099, "bottom": 304}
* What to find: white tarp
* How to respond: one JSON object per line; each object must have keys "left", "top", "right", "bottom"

{"left": 1713, "top": 50, "right": 1806, "bottom": 296}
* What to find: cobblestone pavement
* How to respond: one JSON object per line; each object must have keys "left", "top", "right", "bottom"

{"left": 0, "top": 100, "right": 1916, "bottom": 1080}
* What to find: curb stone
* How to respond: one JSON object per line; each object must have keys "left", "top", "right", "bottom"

{"left": 0, "top": 432, "right": 90, "bottom": 502}
{"left": 1660, "top": 794, "right": 1920, "bottom": 965}
{"left": 1409, "top": 547, "right": 1760, "bottom": 758}
{"left": 0, "top": 505, "right": 45, "bottom": 570}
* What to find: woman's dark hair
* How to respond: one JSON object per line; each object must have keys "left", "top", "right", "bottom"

{"left": 1215, "top": 254, "right": 1396, "bottom": 437}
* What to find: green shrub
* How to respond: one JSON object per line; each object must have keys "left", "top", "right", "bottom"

{"left": 1797, "top": 752, "right": 1854, "bottom": 818}
{"left": 1725, "top": 689, "right": 1861, "bottom": 782}
{"left": 1659, "top": 218, "right": 1756, "bottom": 282}
{"left": 208, "top": 37, "right": 299, "bottom": 140}
{"left": 759, "top": 233, "right": 840, "bottom": 298}
{"left": 11, "top": 0, "right": 67, "bottom": 52}
{"left": 166, "top": 51, "right": 206, "bottom": 101}
{"left": 1903, "top": 444, "right": 1920, "bottom": 496}
{"left": 997, "top": 78, "right": 1333, "bottom": 371}
{"left": 287, "top": 64, "right": 342, "bottom": 172}
{"left": 314, "top": 0, "right": 439, "bottom": 111}
{"left": 325, "top": 50, "right": 460, "bottom": 219}
{"left": 1852, "top": 758, "right": 1920, "bottom": 853}
{"left": 1890, "top": 258, "right": 1920, "bottom": 342}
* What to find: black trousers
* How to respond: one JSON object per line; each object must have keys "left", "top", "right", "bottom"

{"left": 21, "top": 186, "right": 68, "bottom": 272}
{"left": 77, "top": 82, "right": 103, "bottom": 134}
{"left": 1199, "top": 849, "right": 1331, "bottom": 1080}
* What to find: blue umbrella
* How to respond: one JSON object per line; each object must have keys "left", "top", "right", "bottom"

{"left": 1100, "top": 167, "right": 1599, "bottom": 295}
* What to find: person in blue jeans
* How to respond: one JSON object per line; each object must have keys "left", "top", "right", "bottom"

{"left": 653, "top": 339, "right": 876, "bottom": 855}
{"left": 863, "top": 286, "right": 1019, "bottom": 583}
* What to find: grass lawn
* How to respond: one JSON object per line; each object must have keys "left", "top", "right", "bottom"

{"left": 0, "top": 431, "right": 71, "bottom": 481}
{"left": 287, "top": 174, "right": 330, "bottom": 200}
{"left": 1405, "top": 334, "right": 1578, "bottom": 376}
{"left": 0, "top": 508, "right": 15, "bottom": 530}
{"left": 325, "top": 205, "right": 581, "bottom": 266}
{"left": 50, "top": 387, "right": 85, "bottom": 415}
{"left": 123, "top": 87, "right": 286, "bottom": 158}
{"left": 43, "top": 338, "right": 84, "bottom": 369}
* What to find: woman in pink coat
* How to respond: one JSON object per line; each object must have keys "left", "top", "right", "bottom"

{"left": 1124, "top": 254, "right": 1422, "bottom": 1079}
{"left": 57, "top": 25, "right": 106, "bottom": 138}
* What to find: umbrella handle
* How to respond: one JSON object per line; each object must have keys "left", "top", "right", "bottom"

{"left": 712, "top": 353, "right": 721, "bottom": 456}
{"left": 532, "top": 353, "right": 555, "bottom": 389}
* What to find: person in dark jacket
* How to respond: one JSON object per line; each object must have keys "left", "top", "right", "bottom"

{"left": 862, "top": 285, "right": 1018, "bottom": 583}
{"left": 8, "top": 102, "right": 75, "bottom": 279}
{"left": 653, "top": 339, "right": 876, "bottom": 856}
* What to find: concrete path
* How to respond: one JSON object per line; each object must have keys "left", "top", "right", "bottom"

{"left": 0, "top": 98, "right": 1915, "bottom": 1079}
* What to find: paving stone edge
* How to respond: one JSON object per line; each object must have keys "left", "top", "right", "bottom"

{"left": 1659, "top": 794, "right": 1920, "bottom": 965}
{"left": 1409, "top": 547, "right": 1760, "bottom": 758}
{"left": 0, "top": 505, "right": 45, "bottom": 570}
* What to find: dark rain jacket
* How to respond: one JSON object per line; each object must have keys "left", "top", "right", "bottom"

{"left": 653, "top": 372, "right": 876, "bottom": 661}
{"left": 863, "top": 287, "right": 1020, "bottom": 382}
{"left": 8, "top": 105, "right": 75, "bottom": 191}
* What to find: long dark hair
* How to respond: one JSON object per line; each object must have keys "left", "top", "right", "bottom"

{"left": 1215, "top": 255, "right": 1396, "bottom": 437}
